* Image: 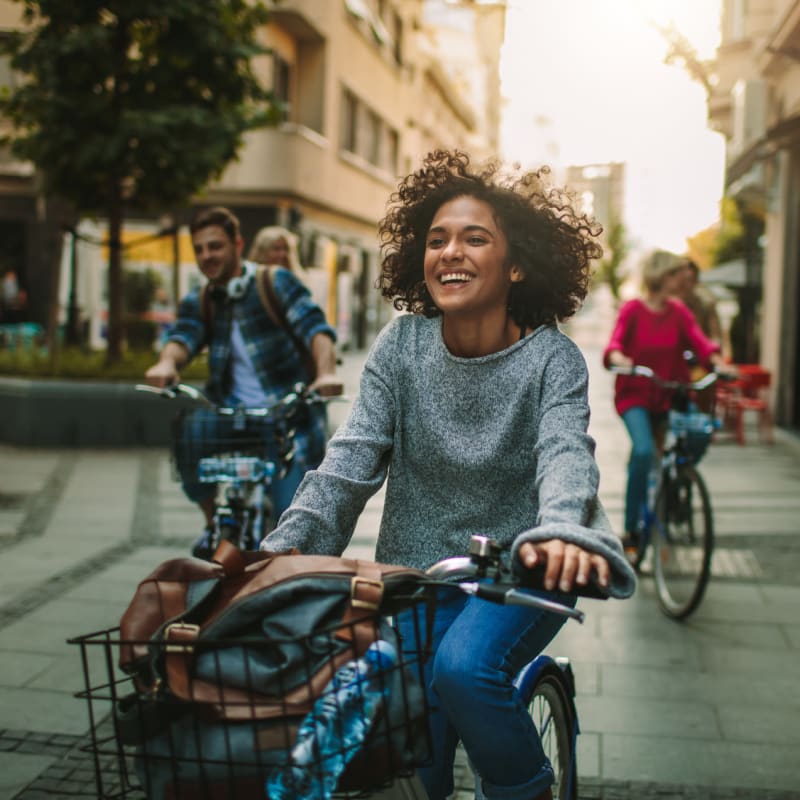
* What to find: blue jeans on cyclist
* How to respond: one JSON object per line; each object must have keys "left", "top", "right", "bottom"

{"left": 621, "top": 406, "right": 666, "bottom": 538}
{"left": 397, "top": 585, "right": 574, "bottom": 800}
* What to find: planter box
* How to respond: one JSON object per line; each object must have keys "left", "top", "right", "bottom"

{"left": 0, "top": 377, "right": 179, "bottom": 447}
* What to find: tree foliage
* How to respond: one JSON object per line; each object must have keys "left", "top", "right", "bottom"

{"left": 0, "top": 0, "right": 279, "bottom": 360}
{"left": 594, "top": 217, "right": 629, "bottom": 301}
{"left": 656, "top": 21, "right": 715, "bottom": 98}
{"left": 711, "top": 195, "right": 764, "bottom": 266}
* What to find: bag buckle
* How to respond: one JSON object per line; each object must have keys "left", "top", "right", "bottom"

{"left": 163, "top": 623, "right": 200, "bottom": 653}
{"left": 350, "top": 576, "right": 384, "bottom": 610}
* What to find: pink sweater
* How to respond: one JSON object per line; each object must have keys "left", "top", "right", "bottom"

{"left": 603, "top": 298, "right": 720, "bottom": 416}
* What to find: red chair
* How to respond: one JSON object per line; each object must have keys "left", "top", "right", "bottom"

{"left": 717, "top": 364, "right": 773, "bottom": 445}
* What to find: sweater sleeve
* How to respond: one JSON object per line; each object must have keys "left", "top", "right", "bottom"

{"left": 602, "top": 300, "right": 636, "bottom": 367}
{"left": 259, "top": 322, "right": 398, "bottom": 555}
{"left": 165, "top": 288, "right": 207, "bottom": 361}
{"left": 513, "top": 338, "right": 636, "bottom": 598}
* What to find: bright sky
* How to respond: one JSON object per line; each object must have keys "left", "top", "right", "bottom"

{"left": 499, "top": 0, "right": 724, "bottom": 253}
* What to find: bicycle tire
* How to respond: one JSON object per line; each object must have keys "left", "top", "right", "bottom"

{"left": 522, "top": 666, "right": 577, "bottom": 800}
{"left": 653, "top": 465, "right": 713, "bottom": 619}
{"left": 218, "top": 521, "right": 242, "bottom": 548}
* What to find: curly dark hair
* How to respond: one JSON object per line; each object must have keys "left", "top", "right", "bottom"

{"left": 378, "top": 150, "right": 603, "bottom": 329}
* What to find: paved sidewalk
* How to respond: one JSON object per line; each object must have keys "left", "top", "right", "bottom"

{"left": 1, "top": 299, "right": 799, "bottom": 798}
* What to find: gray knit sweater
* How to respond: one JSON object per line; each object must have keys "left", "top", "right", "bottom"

{"left": 263, "top": 314, "right": 636, "bottom": 598}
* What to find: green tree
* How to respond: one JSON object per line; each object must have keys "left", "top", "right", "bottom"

{"left": 595, "top": 217, "right": 629, "bottom": 301}
{"left": 711, "top": 195, "right": 764, "bottom": 266}
{"left": 0, "top": 0, "right": 280, "bottom": 361}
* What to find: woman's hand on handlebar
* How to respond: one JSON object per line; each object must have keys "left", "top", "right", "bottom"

{"left": 518, "top": 540, "right": 610, "bottom": 594}
{"left": 606, "top": 350, "right": 633, "bottom": 370}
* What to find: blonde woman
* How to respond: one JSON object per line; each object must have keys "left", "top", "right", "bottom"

{"left": 604, "top": 250, "right": 725, "bottom": 559}
{"left": 248, "top": 225, "right": 305, "bottom": 276}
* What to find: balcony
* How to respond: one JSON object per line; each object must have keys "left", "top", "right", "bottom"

{"left": 214, "top": 123, "right": 393, "bottom": 223}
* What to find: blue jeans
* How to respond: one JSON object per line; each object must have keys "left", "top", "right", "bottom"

{"left": 398, "top": 586, "right": 573, "bottom": 800}
{"left": 621, "top": 406, "right": 662, "bottom": 534}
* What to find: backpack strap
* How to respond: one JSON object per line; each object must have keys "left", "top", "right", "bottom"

{"left": 255, "top": 264, "right": 283, "bottom": 328}
{"left": 257, "top": 265, "right": 317, "bottom": 381}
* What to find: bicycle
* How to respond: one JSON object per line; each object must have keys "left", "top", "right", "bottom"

{"left": 70, "top": 534, "right": 605, "bottom": 800}
{"left": 610, "top": 364, "right": 721, "bottom": 620}
{"left": 136, "top": 382, "right": 338, "bottom": 556}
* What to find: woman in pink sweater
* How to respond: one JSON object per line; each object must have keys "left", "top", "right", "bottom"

{"left": 603, "top": 250, "right": 724, "bottom": 560}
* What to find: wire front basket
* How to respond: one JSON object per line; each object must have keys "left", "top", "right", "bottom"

{"left": 70, "top": 603, "right": 433, "bottom": 800}
{"left": 170, "top": 410, "right": 290, "bottom": 485}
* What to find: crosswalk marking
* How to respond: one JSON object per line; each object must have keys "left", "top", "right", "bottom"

{"left": 711, "top": 548, "right": 763, "bottom": 578}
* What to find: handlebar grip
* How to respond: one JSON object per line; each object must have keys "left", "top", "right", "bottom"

{"left": 512, "top": 559, "right": 610, "bottom": 600}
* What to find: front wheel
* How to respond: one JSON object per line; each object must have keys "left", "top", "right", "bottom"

{"left": 653, "top": 465, "right": 714, "bottom": 620}
{"left": 517, "top": 662, "right": 578, "bottom": 800}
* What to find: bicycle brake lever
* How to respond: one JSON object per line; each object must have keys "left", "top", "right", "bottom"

{"left": 459, "top": 581, "right": 585, "bottom": 623}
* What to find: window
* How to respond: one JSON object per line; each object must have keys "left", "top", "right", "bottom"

{"left": 272, "top": 53, "right": 291, "bottom": 123}
{"left": 366, "top": 109, "right": 381, "bottom": 166}
{"left": 383, "top": 127, "right": 398, "bottom": 173}
{"left": 347, "top": 0, "right": 403, "bottom": 66}
{"left": 340, "top": 87, "right": 398, "bottom": 174}
{"left": 341, "top": 89, "right": 359, "bottom": 153}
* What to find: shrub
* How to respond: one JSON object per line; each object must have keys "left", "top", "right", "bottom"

{"left": 0, "top": 346, "right": 208, "bottom": 381}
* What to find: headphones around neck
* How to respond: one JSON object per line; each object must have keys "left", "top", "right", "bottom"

{"left": 224, "top": 261, "right": 256, "bottom": 300}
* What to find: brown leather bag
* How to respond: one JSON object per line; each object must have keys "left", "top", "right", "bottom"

{"left": 119, "top": 540, "right": 428, "bottom": 713}
{"left": 116, "top": 541, "right": 432, "bottom": 798}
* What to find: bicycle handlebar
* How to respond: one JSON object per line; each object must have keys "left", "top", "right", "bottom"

{"left": 423, "top": 535, "right": 612, "bottom": 624}
{"left": 136, "top": 382, "right": 348, "bottom": 418}
{"left": 609, "top": 364, "right": 719, "bottom": 392}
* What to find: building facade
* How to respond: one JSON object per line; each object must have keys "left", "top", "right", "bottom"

{"left": 0, "top": 0, "right": 507, "bottom": 351}
{"left": 707, "top": 0, "right": 800, "bottom": 428}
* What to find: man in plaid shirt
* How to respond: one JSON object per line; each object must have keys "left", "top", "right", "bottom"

{"left": 145, "top": 206, "right": 341, "bottom": 558}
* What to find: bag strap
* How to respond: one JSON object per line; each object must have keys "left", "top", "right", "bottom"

{"left": 257, "top": 265, "right": 317, "bottom": 381}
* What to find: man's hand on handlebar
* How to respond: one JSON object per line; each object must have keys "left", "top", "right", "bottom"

{"left": 309, "top": 374, "right": 345, "bottom": 397}
{"left": 518, "top": 540, "right": 610, "bottom": 594}
{"left": 145, "top": 360, "right": 180, "bottom": 388}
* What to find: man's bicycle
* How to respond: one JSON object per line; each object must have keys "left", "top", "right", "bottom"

{"left": 137, "top": 383, "right": 338, "bottom": 556}
{"left": 610, "top": 365, "right": 720, "bottom": 620}
{"left": 70, "top": 535, "right": 606, "bottom": 800}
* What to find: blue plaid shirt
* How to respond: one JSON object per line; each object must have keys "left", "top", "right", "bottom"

{"left": 167, "top": 263, "right": 336, "bottom": 476}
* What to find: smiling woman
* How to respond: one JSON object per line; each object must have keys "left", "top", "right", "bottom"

{"left": 378, "top": 149, "right": 603, "bottom": 353}
{"left": 260, "top": 149, "right": 636, "bottom": 800}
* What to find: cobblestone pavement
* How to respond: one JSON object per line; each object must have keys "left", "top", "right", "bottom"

{"left": 5, "top": 724, "right": 799, "bottom": 800}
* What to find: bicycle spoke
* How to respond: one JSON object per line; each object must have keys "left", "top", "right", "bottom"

{"left": 527, "top": 676, "right": 576, "bottom": 800}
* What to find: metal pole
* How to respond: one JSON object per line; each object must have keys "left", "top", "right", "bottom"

{"left": 66, "top": 230, "right": 80, "bottom": 346}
